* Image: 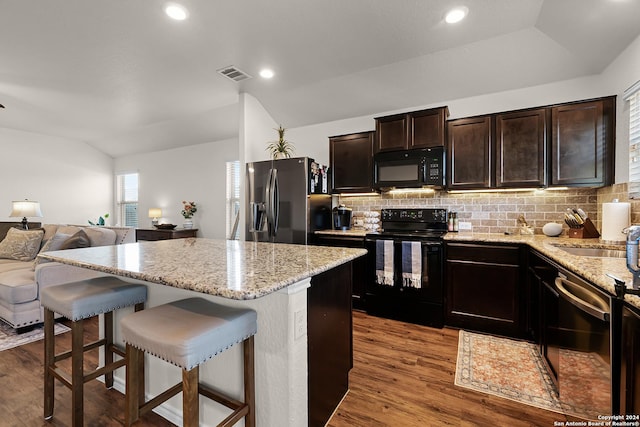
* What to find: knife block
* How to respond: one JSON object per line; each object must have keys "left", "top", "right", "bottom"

{"left": 568, "top": 218, "right": 600, "bottom": 239}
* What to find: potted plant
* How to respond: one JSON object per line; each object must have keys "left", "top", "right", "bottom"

{"left": 266, "top": 125, "right": 295, "bottom": 159}
{"left": 88, "top": 213, "right": 109, "bottom": 226}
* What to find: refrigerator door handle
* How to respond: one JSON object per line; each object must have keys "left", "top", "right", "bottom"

{"left": 265, "top": 168, "right": 274, "bottom": 237}
{"left": 265, "top": 168, "right": 279, "bottom": 238}
{"left": 271, "top": 168, "right": 279, "bottom": 236}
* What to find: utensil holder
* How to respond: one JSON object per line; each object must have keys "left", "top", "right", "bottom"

{"left": 568, "top": 218, "right": 600, "bottom": 239}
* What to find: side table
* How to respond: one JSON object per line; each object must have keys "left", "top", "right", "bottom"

{"left": 135, "top": 228, "right": 198, "bottom": 241}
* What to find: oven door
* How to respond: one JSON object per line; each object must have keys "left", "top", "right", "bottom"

{"left": 364, "top": 237, "right": 444, "bottom": 327}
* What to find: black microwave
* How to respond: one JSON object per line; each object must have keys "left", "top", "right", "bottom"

{"left": 373, "top": 147, "right": 445, "bottom": 189}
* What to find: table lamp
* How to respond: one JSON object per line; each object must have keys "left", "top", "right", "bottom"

{"left": 148, "top": 208, "right": 162, "bottom": 226}
{"left": 10, "top": 199, "right": 43, "bottom": 229}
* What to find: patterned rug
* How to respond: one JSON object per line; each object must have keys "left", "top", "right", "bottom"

{"left": 454, "top": 330, "right": 610, "bottom": 420}
{"left": 0, "top": 320, "right": 70, "bottom": 352}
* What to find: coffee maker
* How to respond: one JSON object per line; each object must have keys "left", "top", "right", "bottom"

{"left": 333, "top": 205, "right": 352, "bottom": 230}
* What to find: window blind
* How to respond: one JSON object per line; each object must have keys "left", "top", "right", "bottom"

{"left": 626, "top": 81, "right": 640, "bottom": 198}
{"left": 226, "top": 161, "right": 241, "bottom": 239}
{"left": 116, "top": 173, "right": 139, "bottom": 227}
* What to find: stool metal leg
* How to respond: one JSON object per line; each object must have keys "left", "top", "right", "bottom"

{"left": 71, "top": 318, "right": 84, "bottom": 427}
{"left": 183, "top": 366, "right": 199, "bottom": 427}
{"left": 244, "top": 336, "right": 256, "bottom": 427}
{"left": 43, "top": 308, "right": 55, "bottom": 420}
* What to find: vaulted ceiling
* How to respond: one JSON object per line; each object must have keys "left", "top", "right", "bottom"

{"left": 1, "top": 0, "right": 639, "bottom": 158}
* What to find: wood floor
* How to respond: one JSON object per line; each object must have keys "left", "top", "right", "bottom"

{"left": 0, "top": 312, "right": 565, "bottom": 426}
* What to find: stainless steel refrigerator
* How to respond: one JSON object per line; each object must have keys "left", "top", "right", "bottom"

{"left": 246, "top": 157, "right": 331, "bottom": 244}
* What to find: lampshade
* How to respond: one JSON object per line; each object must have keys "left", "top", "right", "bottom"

{"left": 10, "top": 200, "right": 43, "bottom": 218}
{"left": 10, "top": 199, "right": 43, "bottom": 230}
{"left": 148, "top": 208, "right": 162, "bottom": 218}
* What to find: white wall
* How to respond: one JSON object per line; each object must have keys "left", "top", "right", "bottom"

{"left": 114, "top": 138, "right": 239, "bottom": 239}
{"left": 0, "top": 127, "right": 113, "bottom": 225}
{"left": 240, "top": 93, "right": 279, "bottom": 164}
{"left": 601, "top": 32, "right": 640, "bottom": 184}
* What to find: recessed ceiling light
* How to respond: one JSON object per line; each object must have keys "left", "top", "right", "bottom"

{"left": 165, "top": 3, "right": 188, "bottom": 21}
{"left": 445, "top": 6, "right": 468, "bottom": 24}
{"left": 259, "top": 69, "right": 275, "bottom": 79}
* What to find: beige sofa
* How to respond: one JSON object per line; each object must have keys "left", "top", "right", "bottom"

{"left": 0, "top": 223, "right": 134, "bottom": 330}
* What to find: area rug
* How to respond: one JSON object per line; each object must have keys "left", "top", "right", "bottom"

{"left": 454, "top": 330, "right": 610, "bottom": 420}
{"left": 0, "top": 320, "right": 70, "bottom": 352}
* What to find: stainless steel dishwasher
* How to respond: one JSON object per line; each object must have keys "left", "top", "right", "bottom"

{"left": 554, "top": 269, "right": 613, "bottom": 418}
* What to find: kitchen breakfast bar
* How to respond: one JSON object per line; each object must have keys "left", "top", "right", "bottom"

{"left": 39, "top": 238, "right": 366, "bottom": 427}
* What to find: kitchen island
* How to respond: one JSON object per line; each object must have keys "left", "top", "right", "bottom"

{"left": 39, "top": 238, "right": 367, "bottom": 427}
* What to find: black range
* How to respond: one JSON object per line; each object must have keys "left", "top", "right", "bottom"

{"left": 364, "top": 208, "right": 448, "bottom": 327}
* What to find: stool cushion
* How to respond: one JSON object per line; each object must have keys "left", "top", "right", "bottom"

{"left": 121, "top": 298, "right": 257, "bottom": 371}
{"left": 40, "top": 277, "right": 147, "bottom": 321}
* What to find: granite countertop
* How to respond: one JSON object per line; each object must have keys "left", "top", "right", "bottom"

{"left": 444, "top": 232, "right": 640, "bottom": 310}
{"left": 315, "top": 229, "right": 369, "bottom": 237}
{"left": 38, "top": 238, "right": 367, "bottom": 300}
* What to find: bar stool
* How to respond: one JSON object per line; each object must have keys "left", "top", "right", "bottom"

{"left": 41, "top": 276, "right": 147, "bottom": 426}
{"left": 121, "top": 297, "right": 257, "bottom": 427}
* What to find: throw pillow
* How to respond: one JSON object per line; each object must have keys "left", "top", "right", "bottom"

{"left": 33, "top": 232, "right": 73, "bottom": 268}
{"left": 59, "top": 229, "right": 91, "bottom": 250}
{"left": 0, "top": 227, "right": 45, "bottom": 261}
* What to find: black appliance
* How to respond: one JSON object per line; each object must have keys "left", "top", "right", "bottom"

{"left": 365, "top": 208, "right": 448, "bottom": 327}
{"left": 373, "top": 147, "right": 444, "bottom": 190}
{"left": 333, "top": 205, "right": 352, "bottom": 230}
{"left": 542, "top": 268, "right": 616, "bottom": 418}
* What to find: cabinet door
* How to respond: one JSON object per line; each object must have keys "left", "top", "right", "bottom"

{"left": 621, "top": 304, "right": 640, "bottom": 415}
{"left": 551, "top": 98, "right": 614, "bottom": 187}
{"left": 374, "top": 114, "right": 408, "bottom": 153}
{"left": 410, "top": 107, "right": 448, "bottom": 149}
{"left": 496, "top": 108, "right": 547, "bottom": 188}
{"left": 330, "top": 132, "right": 374, "bottom": 193}
{"left": 447, "top": 116, "right": 493, "bottom": 189}
{"left": 314, "top": 234, "right": 367, "bottom": 310}
{"left": 445, "top": 243, "right": 523, "bottom": 337}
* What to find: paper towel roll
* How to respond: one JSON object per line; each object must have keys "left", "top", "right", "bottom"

{"left": 602, "top": 201, "right": 631, "bottom": 242}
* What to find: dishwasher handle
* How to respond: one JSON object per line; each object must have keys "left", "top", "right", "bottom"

{"left": 554, "top": 277, "right": 609, "bottom": 322}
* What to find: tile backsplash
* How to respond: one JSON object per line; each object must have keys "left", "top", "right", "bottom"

{"left": 340, "top": 183, "right": 640, "bottom": 235}
{"left": 339, "top": 188, "right": 600, "bottom": 235}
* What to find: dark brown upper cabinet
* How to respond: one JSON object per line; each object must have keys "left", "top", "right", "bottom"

{"left": 329, "top": 131, "right": 375, "bottom": 193}
{"left": 447, "top": 96, "right": 615, "bottom": 190}
{"left": 551, "top": 97, "right": 615, "bottom": 187}
{"left": 447, "top": 115, "right": 493, "bottom": 189}
{"left": 495, "top": 108, "right": 548, "bottom": 188}
{"left": 374, "top": 107, "right": 448, "bottom": 153}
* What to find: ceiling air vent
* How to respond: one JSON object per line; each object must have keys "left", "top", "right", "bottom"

{"left": 217, "top": 66, "right": 252, "bottom": 82}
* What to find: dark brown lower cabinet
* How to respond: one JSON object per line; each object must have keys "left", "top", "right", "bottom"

{"left": 308, "top": 262, "right": 353, "bottom": 427}
{"left": 313, "top": 234, "right": 366, "bottom": 310}
{"left": 445, "top": 242, "right": 524, "bottom": 338}
{"left": 621, "top": 303, "right": 640, "bottom": 415}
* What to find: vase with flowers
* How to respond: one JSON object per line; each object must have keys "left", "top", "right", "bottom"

{"left": 181, "top": 201, "right": 197, "bottom": 229}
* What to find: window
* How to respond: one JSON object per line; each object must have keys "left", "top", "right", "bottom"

{"left": 116, "top": 173, "right": 139, "bottom": 227}
{"left": 226, "top": 161, "right": 241, "bottom": 239}
{"left": 627, "top": 81, "right": 640, "bottom": 198}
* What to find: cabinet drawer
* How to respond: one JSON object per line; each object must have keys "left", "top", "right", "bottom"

{"left": 446, "top": 243, "right": 520, "bottom": 265}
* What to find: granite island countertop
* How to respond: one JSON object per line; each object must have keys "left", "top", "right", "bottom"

{"left": 38, "top": 238, "right": 367, "bottom": 300}
{"left": 444, "top": 232, "right": 640, "bottom": 310}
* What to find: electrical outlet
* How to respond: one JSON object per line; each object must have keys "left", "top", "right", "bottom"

{"left": 458, "top": 221, "right": 472, "bottom": 230}
{"left": 294, "top": 310, "right": 305, "bottom": 340}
